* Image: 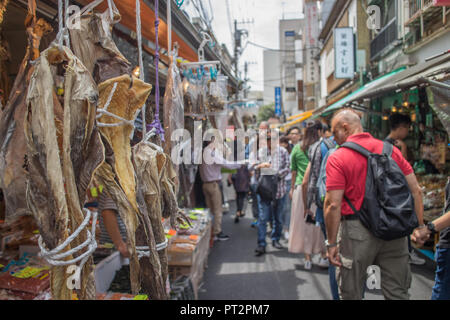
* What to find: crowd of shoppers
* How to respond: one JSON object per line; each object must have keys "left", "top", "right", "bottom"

{"left": 197, "top": 107, "right": 447, "bottom": 300}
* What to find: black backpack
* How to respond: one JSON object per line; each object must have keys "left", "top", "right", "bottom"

{"left": 341, "top": 141, "right": 418, "bottom": 241}
{"left": 256, "top": 174, "right": 278, "bottom": 201}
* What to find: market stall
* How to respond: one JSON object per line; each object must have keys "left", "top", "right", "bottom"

{"left": 0, "top": 0, "right": 228, "bottom": 300}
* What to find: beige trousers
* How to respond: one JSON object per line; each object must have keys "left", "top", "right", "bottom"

{"left": 202, "top": 181, "right": 223, "bottom": 235}
{"left": 336, "top": 219, "right": 411, "bottom": 300}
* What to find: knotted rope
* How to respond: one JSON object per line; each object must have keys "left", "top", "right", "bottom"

{"left": 38, "top": 209, "right": 98, "bottom": 271}
{"left": 136, "top": 238, "right": 169, "bottom": 259}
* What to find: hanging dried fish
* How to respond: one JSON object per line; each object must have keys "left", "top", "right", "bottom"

{"left": 0, "top": 1, "right": 52, "bottom": 223}
{"left": 132, "top": 142, "right": 168, "bottom": 299}
{"left": 68, "top": 2, "right": 130, "bottom": 81}
{"left": 162, "top": 57, "right": 184, "bottom": 155}
{"left": 95, "top": 74, "right": 151, "bottom": 294}
{"left": 24, "top": 45, "right": 103, "bottom": 300}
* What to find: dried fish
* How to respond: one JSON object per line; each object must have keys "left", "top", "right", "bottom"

{"left": 133, "top": 142, "right": 167, "bottom": 299}
{"left": 95, "top": 74, "right": 151, "bottom": 294}
{"left": 68, "top": 3, "right": 130, "bottom": 82}
{"left": 24, "top": 45, "right": 102, "bottom": 300}
{"left": 0, "top": 4, "right": 52, "bottom": 222}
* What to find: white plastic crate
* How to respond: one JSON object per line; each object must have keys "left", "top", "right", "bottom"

{"left": 94, "top": 251, "right": 129, "bottom": 293}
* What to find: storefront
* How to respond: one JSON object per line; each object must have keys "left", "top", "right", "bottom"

{"left": 0, "top": 0, "right": 235, "bottom": 300}
{"left": 318, "top": 52, "right": 450, "bottom": 258}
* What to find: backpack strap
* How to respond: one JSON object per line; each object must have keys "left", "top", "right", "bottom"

{"left": 382, "top": 141, "right": 393, "bottom": 156}
{"left": 341, "top": 142, "right": 371, "bottom": 158}
{"left": 344, "top": 195, "right": 359, "bottom": 216}
{"left": 322, "top": 138, "right": 335, "bottom": 150}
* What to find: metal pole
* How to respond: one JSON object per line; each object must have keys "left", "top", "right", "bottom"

{"left": 168, "top": 0, "right": 172, "bottom": 54}
{"left": 234, "top": 19, "right": 239, "bottom": 99}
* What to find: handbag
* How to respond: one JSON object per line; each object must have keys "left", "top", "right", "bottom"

{"left": 256, "top": 174, "right": 278, "bottom": 201}
{"left": 304, "top": 213, "right": 316, "bottom": 224}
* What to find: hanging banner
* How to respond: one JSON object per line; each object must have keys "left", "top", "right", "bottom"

{"left": 275, "top": 87, "right": 282, "bottom": 116}
{"left": 334, "top": 27, "right": 355, "bottom": 79}
{"left": 305, "top": 1, "right": 319, "bottom": 84}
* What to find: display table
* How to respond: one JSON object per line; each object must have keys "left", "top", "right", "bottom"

{"left": 167, "top": 208, "right": 211, "bottom": 300}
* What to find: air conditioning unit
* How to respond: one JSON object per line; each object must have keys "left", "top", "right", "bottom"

{"left": 378, "top": 60, "right": 386, "bottom": 74}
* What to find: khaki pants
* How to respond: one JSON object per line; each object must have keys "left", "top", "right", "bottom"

{"left": 202, "top": 181, "right": 223, "bottom": 235}
{"left": 336, "top": 219, "right": 411, "bottom": 300}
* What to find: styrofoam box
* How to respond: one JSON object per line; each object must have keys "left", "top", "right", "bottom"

{"left": 94, "top": 251, "right": 129, "bottom": 293}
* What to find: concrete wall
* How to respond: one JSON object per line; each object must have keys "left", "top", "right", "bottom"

{"left": 263, "top": 50, "right": 281, "bottom": 105}
{"left": 279, "top": 19, "right": 303, "bottom": 117}
{"left": 410, "top": 30, "right": 450, "bottom": 64}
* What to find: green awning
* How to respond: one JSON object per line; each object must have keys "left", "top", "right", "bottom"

{"left": 320, "top": 67, "right": 407, "bottom": 116}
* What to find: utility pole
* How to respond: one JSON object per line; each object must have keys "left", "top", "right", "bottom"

{"left": 234, "top": 19, "right": 239, "bottom": 99}
{"left": 233, "top": 19, "right": 253, "bottom": 100}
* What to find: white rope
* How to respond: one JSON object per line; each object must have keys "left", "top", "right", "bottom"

{"left": 79, "top": 0, "right": 104, "bottom": 16}
{"left": 56, "top": 0, "right": 64, "bottom": 49}
{"left": 38, "top": 209, "right": 98, "bottom": 268}
{"left": 142, "top": 128, "right": 164, "bottom": 153}
{"left": 107, "top": 0, "right": 114, "bottom": 21}
{"left": 63, "top": 0, "right": 70, "bottom": 49}
{"left": 96, "top": 82, "right": 136, "bottom": 128}
{"left": 136, "top": 0, "right": 147, "bottom": 140}
{"left": 167, "top": 0, "right": 172, "bottom": 56}
{"left": 136, "top": 238, "right": 169, "bottom": 259}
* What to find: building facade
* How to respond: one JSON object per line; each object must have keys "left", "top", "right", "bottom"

{"left": 263, "top": 50, "right": 282, "bottom": 106}
{"left": 279, "top": 18, "right": 304, "bottom": 117}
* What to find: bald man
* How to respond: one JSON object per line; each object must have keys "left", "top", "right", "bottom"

{"left": 323, "top": 108, "right": 424, "bottom": 300}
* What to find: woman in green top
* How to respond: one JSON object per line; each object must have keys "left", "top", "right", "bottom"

{"left": 287, "top": 121, "right": 325, "bottom": 270}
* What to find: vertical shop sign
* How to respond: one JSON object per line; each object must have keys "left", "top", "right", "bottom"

{"left": 305, "top": 1, "right": 319, "bottom": 84}
{"left": 334, "top": 27, "right": 355, "bottom": 79}
{"left": 275, "top": 87, "right": 282, "bottom": 116}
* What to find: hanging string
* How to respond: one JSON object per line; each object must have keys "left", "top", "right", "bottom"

{"left": 107, "top": 0, "right": 114, "bottom": 22}
{"left": 135, "top": 0, "right": 147, "bottom": 141}
{"left": 167, "top": 0, "right": 171, "bottom": 55}
{"left": 57, "top": 0, "right": 64, "bottom": 49}
{"left": 147, "top": 0, "right": 165, "bottom": 141}
{"left": 63, "top": 0, "right": 70, "bottom": 49}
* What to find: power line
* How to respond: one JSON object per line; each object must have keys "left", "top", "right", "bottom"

{"left": 246, "top": 41, "right": 320, "bottom": 52}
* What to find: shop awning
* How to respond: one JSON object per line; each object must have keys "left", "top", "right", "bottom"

{"left": 319, "top": 52, "right": 450, "bottom": 117}
{"left": 279, "top": 106, "right": 328, "bottom": 131}
{"left": 319, "top": 67, "right": 407, "bottom": 116}
{"left": 353, "top": 58, "right": 450, "bottom": 99}
{"left": 77, "top": 0, "right": 198, "bottom": 62}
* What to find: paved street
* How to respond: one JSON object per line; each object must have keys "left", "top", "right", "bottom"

{"left": 199, "top": 200, "right": 437, "bottom": 300}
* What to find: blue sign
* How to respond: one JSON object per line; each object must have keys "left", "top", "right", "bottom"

{"left": 275, "top": 87, "right": 281, "bottom": 116}
{"left": 285, "top": 31, "right": 295, "bottom": 37}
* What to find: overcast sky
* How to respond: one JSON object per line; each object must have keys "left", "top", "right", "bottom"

{"left": 183, "top": 0, "right": 304, "bottom": 92}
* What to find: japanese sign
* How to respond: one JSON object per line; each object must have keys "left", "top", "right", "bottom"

{"left": 275, "top": 87, "right": 282, "bottom": 116}
{"left": 334, "top": 27, "right": 355, "bottom": 79}
{"left": 305, "top": 1, "right": 319, "bottom": 84}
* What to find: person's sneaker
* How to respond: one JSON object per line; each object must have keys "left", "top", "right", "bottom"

{"left": 214, "top": 232, "right": 230, "bottom": 241}
{"left": 409, "top": 250, "right": 426, "bottom": 265}
{"left": 304, "top": 260, "right": 312, "bottom": 270}
{"left": 272, "top": 240, "right": 284, "bottom": 249}
{"left": 318, "top": 257, "right": 330, "bottom": 268}
{"left": 234, "top": 215, "right": 239, "bottom": 223}
{"left": 222, "top": 203, "right": 230, "bottom": 213}
{"left": 251, "top": 220, "right": 258, "bottom": 228}
{"left": 284, "top": 231, "right": 289, "bottom": 240}
{"left": 255, "top": 246, "right": 266, "bottom": 256}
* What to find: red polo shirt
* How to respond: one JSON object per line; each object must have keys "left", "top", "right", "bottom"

{"left": 326, "top": 132, "right": 413, "bottom": 216}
